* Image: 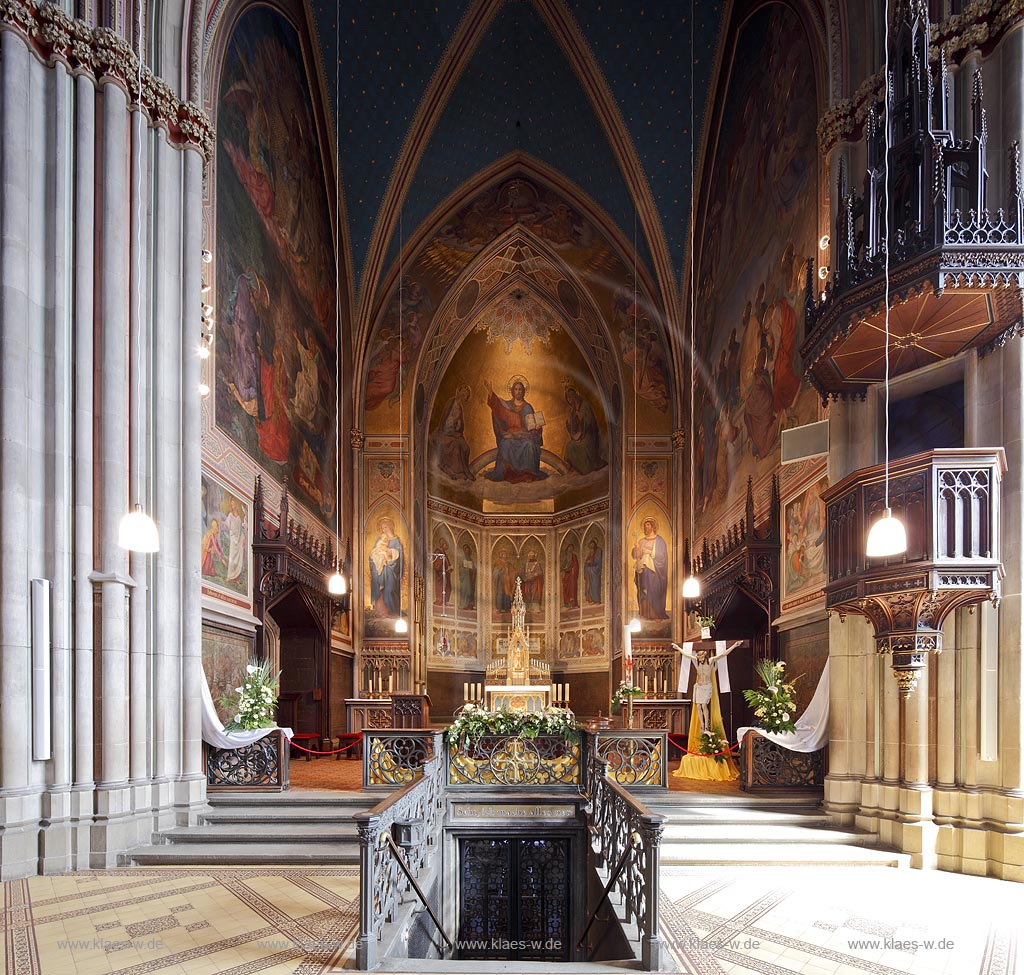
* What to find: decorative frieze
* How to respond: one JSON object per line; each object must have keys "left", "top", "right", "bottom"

{"left": 0, "top": 0, "right": 214, "bottom": 157}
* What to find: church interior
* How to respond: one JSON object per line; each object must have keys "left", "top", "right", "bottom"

{"left": 3, "top": 0, "right": 1024, "bottom": 971}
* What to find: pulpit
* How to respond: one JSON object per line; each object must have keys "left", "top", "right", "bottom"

{"left": 391, "top": 693, "right": 431, "bottom": 729}
{"left": 484, "top": 578, "right": 551, "bottom": 712}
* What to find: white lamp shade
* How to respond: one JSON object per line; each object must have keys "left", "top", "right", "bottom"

{"left": 118, "top": 504, "right": 160, "bottom": 553}
{"left": 394, "top": 617, "right": 409, "bottom": 634}
{"left": 628, "top": 617, "right": 642, "bottom": 633}
{"left": 866, "top": 508, "right": 907, "bottom": 558}
{"left": 327, "top": 571, "right": 347, "bottom": 595}
{"left": 682, "top": 575, "right": 701, "bottom": 599}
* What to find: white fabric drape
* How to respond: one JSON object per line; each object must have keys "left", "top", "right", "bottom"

{"left": 200, "top": 665, "right": 293, "bottom": 749}
{"left": 676, "top": 640, "right": 733, "bottom": 694}
{"left": 737, "top": 657, "right": 830, "bottom": 752}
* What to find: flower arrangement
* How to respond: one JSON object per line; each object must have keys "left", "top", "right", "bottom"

{"left": 219, "top": 657, "right": 281, "bottom": 731}
{"left": 697, "top": 729, "right": 731, "bottom": 764}
{"left": 444, "top": 703, "right": 580, "bottom": 748}
{"left": 695, "top": 614, "right": 715, "bottom": 638}
{"left": 742, "top": 659, "right": 800, "bottom": 734}
{"left": 610, "top": 679, "right": 643, "bottom": 713}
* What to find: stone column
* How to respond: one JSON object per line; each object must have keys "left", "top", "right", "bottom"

{"left": 72, "top": 72, "right": 96, "bottom": 804}
{"left": 177, "top": 145, "right": 205, "bottom": 806}
{"left": 152, "top": 135, "right": 182, "bottom": 796}
{"left": 0, "top": 32, "right": 33, "bottom": 829}
{"left": 128, "top": 103, "right": 150, "bottom": 790}
{"left": 91, "top": 81, "right": 133, "bottom": 865}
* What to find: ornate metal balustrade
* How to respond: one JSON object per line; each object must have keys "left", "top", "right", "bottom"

{"left": 582, "top": 745, "right": 665, "bottom": 970}
{"left": 447, "top": 735, "right": 581, "bottom": 786}
{"left": 205, "top": 730, "right": 289, "bottom": 791}
{"left": 802, "top": 4, "right": 1024, "bottom": 402}
{"left": 592, "top": 732, "right": 667, "bottom": 788}
{"left": 739, "top": 731, "right": 824, "bottom": 792}
{"left": 824, "top": 447, "right": 1004, "bottom": 694}
{"left": 354, "top": 751, "right": 446, "bottom": 970}
{"left": 364, "top": 730, "right": 440, "bottom": 789}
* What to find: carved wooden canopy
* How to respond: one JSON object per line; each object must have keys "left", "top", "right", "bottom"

{"left": 801, "top": 5, "right": 1024, "bottom": 401}
{"left": 687, "top": 476, "right": 781, "bottom": 629}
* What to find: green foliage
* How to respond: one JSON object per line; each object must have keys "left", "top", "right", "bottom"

{"left": 695, "top": 614, "right": 715, "bottom": 629}
{"left": 610, "top": 679, "right": 643, "bottom": 713}
{"left": 697, "top": 729, "right": 731, "bottom": 763}
{"left": 742, "top": 659, "right": 800, "bottom": 734}
{"left": 444, "top": 704, "right": 580, "bottom": 748}
{"left": 219, "top": 657, "right": 281, "bottom": 731}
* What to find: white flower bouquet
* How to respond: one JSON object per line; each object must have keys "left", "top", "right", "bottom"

{"left": 219, "top": 657, "right": 281, "bottom": 731}
{"left": 742, "top": 659, "right": 800, "bottom": 734}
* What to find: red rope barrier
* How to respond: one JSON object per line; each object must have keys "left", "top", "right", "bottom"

{"left": 288, "top": 735, "right": 362, "bottom": 756}
{"left": 666, "top": 733, "right": 741, "bottom": 758}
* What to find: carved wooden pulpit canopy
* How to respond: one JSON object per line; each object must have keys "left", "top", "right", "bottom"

{"left": 823, "top": 448, "right": 1005, "bottom": 696}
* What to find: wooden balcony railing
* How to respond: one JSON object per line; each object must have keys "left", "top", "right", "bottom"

{"left": 823, "top": 448, "right": 1005, "bottom": 695}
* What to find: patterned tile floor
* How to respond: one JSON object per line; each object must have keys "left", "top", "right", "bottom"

{"left": 2, "top": 863, "right": 1020, "bottom": 974}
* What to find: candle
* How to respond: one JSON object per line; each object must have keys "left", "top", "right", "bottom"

{"left": 464, "top": 682, "right": 469, "bottom": 701}
{"left": 644, "top": 675, "right": 649, "bottom": 695}
{"left": 388, "top": 674, "right": 393, "bottom": 694}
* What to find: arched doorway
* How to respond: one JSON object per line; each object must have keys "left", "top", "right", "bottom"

{"left": 267, "top": 587, "right": 326, "bottom": 738}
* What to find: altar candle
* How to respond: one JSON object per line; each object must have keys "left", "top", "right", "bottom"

{"left": 464, "top": 682, "right": 469, "bottom": 701}
{"left": 644, "top": 675, "right": 649, "bottom": 695}
{"left": 388, "top": 674, "right": 393, "bottom": 694}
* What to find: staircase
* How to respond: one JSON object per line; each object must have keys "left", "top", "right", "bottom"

{"left": 646, "top": 793, "right": 908, "bottom": 867}
{"left": 127, "top": 789, "right": 906, "bottom": 869}
{"left": 126, "top": 791, "right": 369, "bottom": 866}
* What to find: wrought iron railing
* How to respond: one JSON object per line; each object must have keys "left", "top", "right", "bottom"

{"left": 582, "top": 745, "right": 665, "bottom": 970}
{"left": 354, "top": 751, "right": 446, "bottom": 970}
{"left": 363, "top": 730, "right": 440, "bottom": 788}
{"left": 739, "top": 731, "right": 824, "bottom": 791}
{"left": 447, "top": 734, "right": 581, "bottom": 786}
{"left": 592, "top": 732, "right": 667, "bottom": 788}
{"left": 205, "top": 730, "right": 289, "bottom": 791}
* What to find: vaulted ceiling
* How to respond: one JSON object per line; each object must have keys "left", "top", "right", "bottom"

{"left": 309, "top": 0, "right": 725, "bottom": 318}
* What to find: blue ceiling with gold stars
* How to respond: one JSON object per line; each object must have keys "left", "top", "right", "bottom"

{"left": 310, "top": 0, "right": 724, "bottom": 298}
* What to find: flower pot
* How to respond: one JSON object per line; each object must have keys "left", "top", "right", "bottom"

{"left": 700, "top": 626, "right": 711, "bottom": 640}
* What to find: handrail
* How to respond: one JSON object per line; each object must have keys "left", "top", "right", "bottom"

{"left": 383, "top": 833, "right": 453, "bottom": 951}
{"left": 576, "top": 829, "right": 641, "bottom": 950}
{"left": 582, "top": 735, "right": 665, "bottom": 970}
{"left": 354, "top": 747, "right": 445, "bottom": 970}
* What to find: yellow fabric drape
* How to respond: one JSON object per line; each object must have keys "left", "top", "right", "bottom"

{"left": 672, "top": 669, "right": 739, "bottom": 781}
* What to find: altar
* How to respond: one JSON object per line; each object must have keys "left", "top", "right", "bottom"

{"left": 483, "top": 578, "right": 551, "bottom": 712}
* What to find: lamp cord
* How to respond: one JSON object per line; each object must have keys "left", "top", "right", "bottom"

{"left": 882, "top": 0, "right": 892, "bottom": 508}
{"left": 688, "top": 0, "right": 696, "bottom": 557}
{"left": 334, "top": 6, "right": 342, "bottom": 571}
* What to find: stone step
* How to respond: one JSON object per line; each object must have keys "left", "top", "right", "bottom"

{"left": 658, "top": 842, "right": 907, "bottom": 867}
{"left": 202, "top": 806, "right": 367, "bottom": 825}
{"left": 127, "top": 842, "right": 359, "bottom": 866}
{"left": 660, "top": 823, "right": 876, "bottom": 845}
{"left": 207, "top": 791, "right": 367, "bottom": 807}
{"left": 648, "top": 808, "right": 833, "bottom": 827}
{"left": 157, "top": 824, "right": 358, "bottom": 845}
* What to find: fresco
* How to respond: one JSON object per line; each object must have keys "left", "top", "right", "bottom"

{"left": 581, "top": 525, "right": 605, "bottom": 610}
{"left": 490, "top": 535, "right": 546, "bottom": 626}
{"left": 363, "top": 505, "right": 408, "bottom": 636}
{"left": 427, "top": 325, "right": 609, "bottom": 509}
{"left": 783, "top": 475, "right": 828, "bottom": 606}
{"left": 362, "top": 176, "right": 670, "bottom": 437}
{"left": 693, "top": 4, "right": 820, "bottom": 534}
{"left": 215, "top": 7, "right": 336, "bottom": 521}
{"left": 626, "top": 506, "right": 672, "bottom": 638}
{"left": 201, "top": 474, "right": 249, "bottom": 598}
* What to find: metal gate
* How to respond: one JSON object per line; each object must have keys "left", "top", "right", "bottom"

{"left": 457, "top": 836, "right": 570, "bottom": 961}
